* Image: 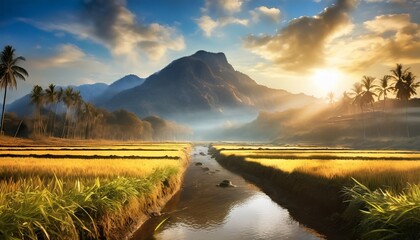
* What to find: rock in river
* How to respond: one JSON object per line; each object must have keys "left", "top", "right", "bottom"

{"left": 217, "top": 180, "right": 236, "bottom": 188}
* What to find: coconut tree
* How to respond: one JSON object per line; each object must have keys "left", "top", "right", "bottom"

{"left": 44, "top": 84, "right": 57, "bottom": 135}
{"left": 396, "top": 71, "right": 419, "bottom": 101}
{"left": 79, "top": 102, "right": 95, "bottom": 139}
{"left": 361, "top": 76, "right": 378, "bottom": 138}
{"left": 51, "top": 87, "right": 64, "bottom": 137}
{"left": 390, "top": 64, "right": 408, "bottom": 93}
{"left": 360, "top": 76, "right": 378, "bottom": 110}
{"left": 62, "top": 87, "right": 75, "bottom": 138}
{"left": 0, "top": 45, "right": 28, "bottom": 134}
{"left": 30, "top": 85, "right": 44, "bottom": 135}
{"left": 349, "top": 82, "right": 365, "bottom": 139}
{"left": 350, "top": 82, "right": 363, "bottom": 113}
{"left": 375, "top": 75, "right": 393, "bottom": 112}
{"left": 391, "top": 64, "right": 419, "bottom": 137}
{"left": 71, "top": 91, "right": 83, "bottom": 138}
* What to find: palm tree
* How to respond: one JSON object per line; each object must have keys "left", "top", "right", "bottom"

{"left": 30, "top": 85, "right": 44, "bottom": 135}
{"left": 391, "top": 64, "right": 419, "bottom": 137}
{"left": 390, "top": 64, "right": 409, "bottom": 98}
{"left": 350, "top": 82, "right": 363, "bottom": 113}
{"left": 361, "top": 76, "right": 378, "bottom": 138}
{"left": 401, "top": 71, "right": 419, "bottom": 100}
{"left": 80, "top": 102, "right": 95, "bottom": 139}
{"left": 62, "top": 87, "right": 75, "bottom": 137}
{"left": 0, "top": 45, "right": 28, "bottom": 134}
{"left": 71, "top": 91, "right": 83, "bottom": 138}
{"left": 51, "top": 87, "right": 64, "bottom": 137}
{"left": 62, "top": 87, "right": 84, "bottom": 138}
{"left": 349, "top": 82, "right": 365, "bottom": 139}
{"left": 375, "top": 75, "right": 393, "bottom": 112}
{"left": 360, "top": 76, "right": 377, "bottom": 110}
{"left": 45, "top": 84, "right": 57, "bottom": 136}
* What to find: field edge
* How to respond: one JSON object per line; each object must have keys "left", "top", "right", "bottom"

{"left": 208, "top": 146, "right": 350, "bottom": 240}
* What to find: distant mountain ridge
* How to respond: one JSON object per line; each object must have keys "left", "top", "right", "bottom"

{"left": 102, "top": 50, "right": 316, "bottom": 127}
{"left": 7, "top": 74, "right": 144, "bottom": 117}
{"left": 93, "top": 74, "right": 145, "bottom": 104}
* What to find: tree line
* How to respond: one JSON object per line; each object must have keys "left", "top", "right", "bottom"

{"left": 331, "top": 64, "right": 419, "bottom": 138}
{"left": 0, "top": 45, "right": 191, "bottom": 140}
{"left": 344, "top": 64, "right": 419, "bottom": 111}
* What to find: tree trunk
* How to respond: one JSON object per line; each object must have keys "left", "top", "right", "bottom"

{"left": 1, "top": 84, "right": 8, "bottom": 134}
{"left": 362, "top": 105, "right": 366, "bottom": 141}
{"left": 406, "top": 100, "right": 410, "bottom": 138}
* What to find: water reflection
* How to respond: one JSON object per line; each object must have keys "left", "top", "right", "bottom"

{"left": 132, "top": 146, "right": 322, "bottom": 240}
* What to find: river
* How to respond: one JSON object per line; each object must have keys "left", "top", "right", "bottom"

{"left": 131, "top": 145, "right": 323, "bottom": 240}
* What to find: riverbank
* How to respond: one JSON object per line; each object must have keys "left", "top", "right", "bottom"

{"left": 210, "top": 145, "right": 420, "bottom": 239}
{"left": 209, "top": 146, "right": 349, "bottom": 239}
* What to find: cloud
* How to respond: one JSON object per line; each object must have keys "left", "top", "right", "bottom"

{"left": 196, "top": 16, "right": 218, "bottom": 37}
{"left": 251, "top": 6, "right": 281, "bottom": 23}
{"left": 244, "top": 0, "right": 357, "bottom": 72}
{"left": 204, "top": 0, "right": 244, "bottom": 15}
{"left": 197, "top": 0, "right": 248, "bottom": 37}
{"left": 364, "top": 14, "right": 415, "bottom": 33}
{"left": 218, "top": 0, "right": 243, "bottom": 13}
{"left": 33, "top": 44, "right": 85, "bottom": 68}
{"left": 332, "top": 13, "right": 420, "bottom": 71}
{"left": 22, "top": 0, "right": 184, "bottom": 61}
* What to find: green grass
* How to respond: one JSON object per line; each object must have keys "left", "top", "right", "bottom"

{"left": 0, "top": 168, "right": 178, "bottom": 240}
{"left": 343, "top": 179, "right": 420, "bottom": 240}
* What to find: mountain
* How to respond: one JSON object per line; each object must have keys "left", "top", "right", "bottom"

{"left": 94, "top": 74, "right": 145, "bottom": 104}
{"left": 74, "top": 83, "right": 108, "bottom": 102}
{"left": 104, "top": 50, "right": 316, "bottom": 128}
{"left": 7, "top": 83, "right": 108, "bottom": 117}
{"left": 7, "top": 74, "right": 145, "bottom": 118}
{"left": 6, "top": 94, "right": 32, "bottom": 117}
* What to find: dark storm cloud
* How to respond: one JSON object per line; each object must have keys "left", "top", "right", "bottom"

{"left": 78, "top": 0, "right": 184, "bottom": 60}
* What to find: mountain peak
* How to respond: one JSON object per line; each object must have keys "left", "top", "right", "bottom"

{"left": 190, "top": 50, "right": 232, "bottom": 71}
{"left": 192, "top": 50, "right": 227, "bottom": 59}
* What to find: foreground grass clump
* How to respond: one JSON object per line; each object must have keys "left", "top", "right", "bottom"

{"left": 344, "top": 180, "right": 420, "bottom": 240}
{"left": 0, "top": 170, "right": 175, "bottom": 239}
{"left": 0, "top": 143, "right": 190, "bottom": 239}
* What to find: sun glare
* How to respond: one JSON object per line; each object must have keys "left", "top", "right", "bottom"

{"left": 311, "top": 68, "right": 342, "bottom": 97}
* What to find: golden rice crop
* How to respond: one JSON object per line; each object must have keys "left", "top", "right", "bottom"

{"left": 212, "top": 144, "right": 420, "bottom": 239}
{"left": 0, "top": 143, "right": 191, "bottom": 240}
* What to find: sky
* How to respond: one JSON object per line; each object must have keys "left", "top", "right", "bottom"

{"left": 1, "top": 0, "right": 420, "bottom": 103}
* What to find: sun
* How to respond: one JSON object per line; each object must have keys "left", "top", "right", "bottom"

{"left": 311, "top": 68, "right": 342, "bottom": 97}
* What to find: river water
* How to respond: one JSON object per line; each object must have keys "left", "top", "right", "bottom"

{"left": 131, "top": 146, "right": 323, "bottom": 240}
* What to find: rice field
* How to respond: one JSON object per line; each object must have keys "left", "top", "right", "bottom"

{"left": 214, "top": 144, "right": 420, "bottom": 189}
{"left": 0, "top": 142, "right": 191, "bottom": 240}
{"left": 212, "top": 143, "right": 420, "bottom": 239}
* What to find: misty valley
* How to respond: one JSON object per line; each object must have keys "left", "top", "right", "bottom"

{"left": 1, "top": 0, "right": 420, "bottom": 239}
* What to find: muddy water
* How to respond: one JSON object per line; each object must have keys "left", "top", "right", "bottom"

{"left": 131, "top": 146, "right": 323, "bottom": 240}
